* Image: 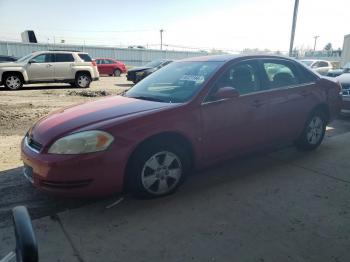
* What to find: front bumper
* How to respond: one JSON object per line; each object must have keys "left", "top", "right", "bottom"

{"left": 21, "top": 138, "right": 125, "bottom": 198}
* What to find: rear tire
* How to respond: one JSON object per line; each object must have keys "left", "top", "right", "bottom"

{"left": 75, "top": 73, "right": 91, "bottom": 88}
{"left": 4, "top": 73, "right": 23, "bottom": 90}
{"left": 295, "top": 110, "right": 327, "bottom": 151}
{"left": 113, "top": 69, "right": 121, "bottom": 77}
{"left": 126, "top": 141, "right": 190, "bottom": 198}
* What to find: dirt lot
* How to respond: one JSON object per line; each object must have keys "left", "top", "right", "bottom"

{"left": 0, "top": 76, "right": 133, "bottom": 171}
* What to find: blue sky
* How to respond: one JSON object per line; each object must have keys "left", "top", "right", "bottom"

{"left": 0, "top": 0, "right": 349, "bottom": 51}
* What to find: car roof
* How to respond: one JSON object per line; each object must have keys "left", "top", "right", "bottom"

{"left": 31, "top": 50, "right": 88, "bottom": 55}
{"left": 179, "top": 54, "right": 297, "bottom": 63}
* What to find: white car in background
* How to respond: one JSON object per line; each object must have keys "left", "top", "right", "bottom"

{"left": 0, "top": 50, "right": 99, "bottom": 90}
{"left": 300, "top": 59, "right": 333, "bottom": 76}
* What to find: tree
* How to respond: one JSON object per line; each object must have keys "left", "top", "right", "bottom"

{"left": 324, "top": 43, "right": 332, "bottom": 51}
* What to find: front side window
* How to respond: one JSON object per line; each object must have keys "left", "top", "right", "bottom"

{"left": 318, "top": 61, "right": 329, "bottom": 67}
{"left": 207, "top": 61, "right": 260, "bottom": 100}
{"left": 262, "top": 61, "right": 299, "bottom": 88}
{"left": 55, "top": 53, "right": 74, "bottom": 62}
{"left": 125, "top": 61, "right": 222, "bottom": 103}
{"left": 31, "top": 54, "right": 53, "bottom": 63}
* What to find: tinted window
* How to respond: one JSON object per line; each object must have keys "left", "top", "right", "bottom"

{"left": 144, "top": 60, "right": 164, "bottom": 68}
{"left": 318, "top": 61, "right": 329, "bottom": 67}
{"left": 262, "top": 61, "right": 299, "bottom": 88}
{"left": 208, "top": 61, "right": 260, "bottom": 99}
{"left": 31, "top": 54, "right": 54, "bottom": 63}
{"left": 55, "top": 53, "right": 74, "bottom": 62}
{"left": 78, "top": 54, "right": 92, "bottom": 62}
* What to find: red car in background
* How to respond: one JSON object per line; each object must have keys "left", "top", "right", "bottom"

{"left": 95, "top": 58, "right": 127, "bottom": 76}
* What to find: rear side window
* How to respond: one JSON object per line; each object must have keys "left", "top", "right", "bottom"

{"left": 78, "top": 54, "right": 92, "bottom": 62}
{"left": 262, "top": 61, "right": 299, "bottom": 89}
{"left": 55, "top": 53, "right": 74, "bottom": 62}
{"left": 318, "top": 61, "right": 329, "bottom": 67}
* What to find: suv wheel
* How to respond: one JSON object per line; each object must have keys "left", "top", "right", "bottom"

{"left": 4, "top": 74, "right": 23, "bottom": 90}
{"left": 296, "top": 111, "right": 326, "bottom": 151}
{"left": 75, "top": 73, "right": 91, "bottom": 88}
{"left": 126, "top": 142, "right": 190, "bottom": 198}
{"left": 113, "top": 69, "right": 121, "bottom": 77}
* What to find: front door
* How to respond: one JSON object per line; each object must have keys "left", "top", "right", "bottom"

{"left": 26, "top": 53, "right": 54, "bottom": 81}
{"left": 200, "top": 60, "right": 269, "bottom": 162}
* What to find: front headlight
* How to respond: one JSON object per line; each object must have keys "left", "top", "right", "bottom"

{"left": 48, "top": 130, "right": 114, "bottom": 154}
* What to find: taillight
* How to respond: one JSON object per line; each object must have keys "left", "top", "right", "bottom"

{"left": 92, "top": 61, "right": 97, "bottom": 66}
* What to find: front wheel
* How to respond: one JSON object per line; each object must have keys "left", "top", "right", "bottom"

{"left": 295, "top": 111, "right": 327, "bottom": 151}
{"left": 126, "top": 142, "right": 190, "bottom": 198}
{"left": 113, "top": 69, "right": 121, "bottom": 77}
{"left": 4, "top": 74, "right": 23, "bottom": 90}
{"left": 75, "top": 73, "right": 91, "bottom": 88}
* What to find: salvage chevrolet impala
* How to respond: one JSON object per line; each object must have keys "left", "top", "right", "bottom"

{"left": 21, "top": 55, "right": 342, "bottom": 198}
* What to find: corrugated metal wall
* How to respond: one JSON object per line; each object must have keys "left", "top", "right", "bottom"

{"left": 341, "top": 34, "right": 350, "bottom": 66}
{"left": 0, "top": 41, "right": 207, "bottom": 66}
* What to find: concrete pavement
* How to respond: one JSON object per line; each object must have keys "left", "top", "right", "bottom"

{"left": 1, "top": 133, "right": 350, "bottom": 262}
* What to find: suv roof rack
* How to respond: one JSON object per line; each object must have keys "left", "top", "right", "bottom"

{"left": 48, "top": 49, "right": 83, "bottom": 52}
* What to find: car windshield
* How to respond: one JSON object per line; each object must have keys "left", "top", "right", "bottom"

{"left": 16, "top": 54, "right": 33, "bottom": 62}
{"left": 125, "top": 61, "right": 222, "bottom": 103}
{"left": 301, "top": 60, "right": 314, "bottom": 66}
{"left": 144, "top": 60, "right": 165, "bottom": 68}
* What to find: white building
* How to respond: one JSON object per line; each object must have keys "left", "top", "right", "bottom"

{"left": 341, "top": 34, "right": 350, "bottom": 66}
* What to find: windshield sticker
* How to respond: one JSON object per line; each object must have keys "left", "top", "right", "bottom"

{"left": 180, "top": 75, "right": 205, "bottom": 83}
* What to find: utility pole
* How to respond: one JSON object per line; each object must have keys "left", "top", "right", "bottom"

{"left": 313, "top": 35, "right": 320, "bottom": 51}
{"left": 289, "top": 0, "right": 299, "bottom": 57}
{"left": 160, "top": 29, "right": 164, "bottom": 50}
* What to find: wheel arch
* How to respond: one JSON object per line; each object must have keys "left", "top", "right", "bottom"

{"left": 311, "top": 103, "right": 330, "bottom": 123}
{"left": 75, "top": 70, "right": 91, "bottom": 79}
{"left": 2, "top": 71, "right": 25, "bottom": 82}
{"left": 123, "top": 131, "right": 196, "bottom": 191}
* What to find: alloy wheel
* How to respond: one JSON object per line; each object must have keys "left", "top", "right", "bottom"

{"left": 141, "top": 151, "right": 182, "bottom": 195}
{"left": 6, "top": 76, "right": 21, "bottom": 90}
{"left": 306, "top": 116, "right": 324, "bottom": 145}
{"left": 77, "top": 75, "right": 90, "bottom": 88}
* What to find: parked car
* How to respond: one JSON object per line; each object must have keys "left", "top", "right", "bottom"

{"left": 0, "top": 55, "right": 17, "bottom": 63}
{"left": 0, "top": 51, "right": 99, "bottom": 90}
{"left": 300, "top": 59, "right": 333, "bottom": 75}
{"left": 127, "top": 59, "right": 173, "bottom": 83}
{"left": 95, "top": 58, "right": 127, "bottom": 77}
{"left": 336, "top": 73, "right": 350, "bottom": 114}
{"left": 21, "top": 55, "right": 341, "bottom": 198}
{"left": 327, "top": 62, "right": 350, "bottom": 77}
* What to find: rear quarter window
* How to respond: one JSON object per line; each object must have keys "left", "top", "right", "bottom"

{"left": 297, "top": 64, "right": 319, "bottom": 83}
{"left": 78, "top": 54, "right": 92, "bottom": 62}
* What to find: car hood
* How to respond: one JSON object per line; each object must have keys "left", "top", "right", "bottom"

{"left": 0, "top": 61, "right": 24, "bottom": 67}
{"left": 30, "top": 95, "right": 175, "bottom": 146}
{"left": 336, "top": 73, "right": 350, "bottom": 84}
{"left": 128, "top": 66, "right": 153, "bottom": 72}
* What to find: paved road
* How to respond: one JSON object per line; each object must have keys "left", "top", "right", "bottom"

{"left": 0, "top": 117, "right": 349, "bottom": 228}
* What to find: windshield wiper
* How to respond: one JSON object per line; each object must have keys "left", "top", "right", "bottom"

{"left": 131, "top": 96, "right": 165, "bottom": 102}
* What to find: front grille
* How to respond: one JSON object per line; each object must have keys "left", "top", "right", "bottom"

{"left": 26, "top": 136, "right": 43, "bottom": 153}
{"left": 40, "top": 179, "right": 92, "bottom": 189}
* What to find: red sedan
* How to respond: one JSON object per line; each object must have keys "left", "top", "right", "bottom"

{"left": 21, "top": 55, "right": 342, "bottom": 198}
{"left": 95, "top": 58, "right": 127, "bottom": 76}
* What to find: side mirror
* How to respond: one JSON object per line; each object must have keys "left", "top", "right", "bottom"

{"left": 13, "top": 206, "right": 38, "bottom": 262}
{"left": 28, "top": 60, "right": 35, "bottom": 64}
{"left": 212, "top": 87, "right": 239, "bottom": 100}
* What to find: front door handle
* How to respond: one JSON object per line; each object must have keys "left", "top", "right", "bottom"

{"left": 46, "top": 64, "right": 53, "bottom": 68}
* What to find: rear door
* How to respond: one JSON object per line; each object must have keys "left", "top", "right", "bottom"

{"left": 200, "top": 59, "right": 269, "bottom": 161}
{"left": 259, "top": 59, "right": 317, "bottom": 146}
{"left": 53, "top": 53, "right": 75, "bottom": 80}
{"left": 26, "top": 53, "right": 55, "bottom": 81}
{"left": 97, "top": 59, "right": 112, "bottom": 75}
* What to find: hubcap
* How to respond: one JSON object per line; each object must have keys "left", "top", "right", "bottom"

{"left": 78, "top": 75, "right": 89, "bottom": 87}
{"left": 141, "top": 151, "right": 182, "bottom": 195}
{"left": 306, "top": 116, "right": 323, "bottom": 145}
{"left": 6, "top": 76, "right": 21, "bottom": 89}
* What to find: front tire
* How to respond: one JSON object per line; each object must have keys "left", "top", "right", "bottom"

{"left": 296, "top": 111, "right": 327, "bottom": 151}
{"left": 75, "top": 73, "right": 91, "bottom": 88}
{"left": 113, "top": 69, "right": 121, "bottom": 77}
{"left": 126, "top": 142, "right": 190, "bottom": 198}
{"left": 4, "top": 74, "right": 23, "bottom": 90}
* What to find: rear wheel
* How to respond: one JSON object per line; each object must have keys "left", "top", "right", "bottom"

{"left": 295, "top": 111, "right": 327, "bottom": 151}
{"left": 126, "top": 142, "right": 190, "bottom": 198}
{"left": 75, "top": 73, "right": 91, "bottom": 88}
{"left": 113, "top": 69, "right": 121, "bottom": 77}
{"left": 4, "top": 74, "right": 23, "bottom": 90}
